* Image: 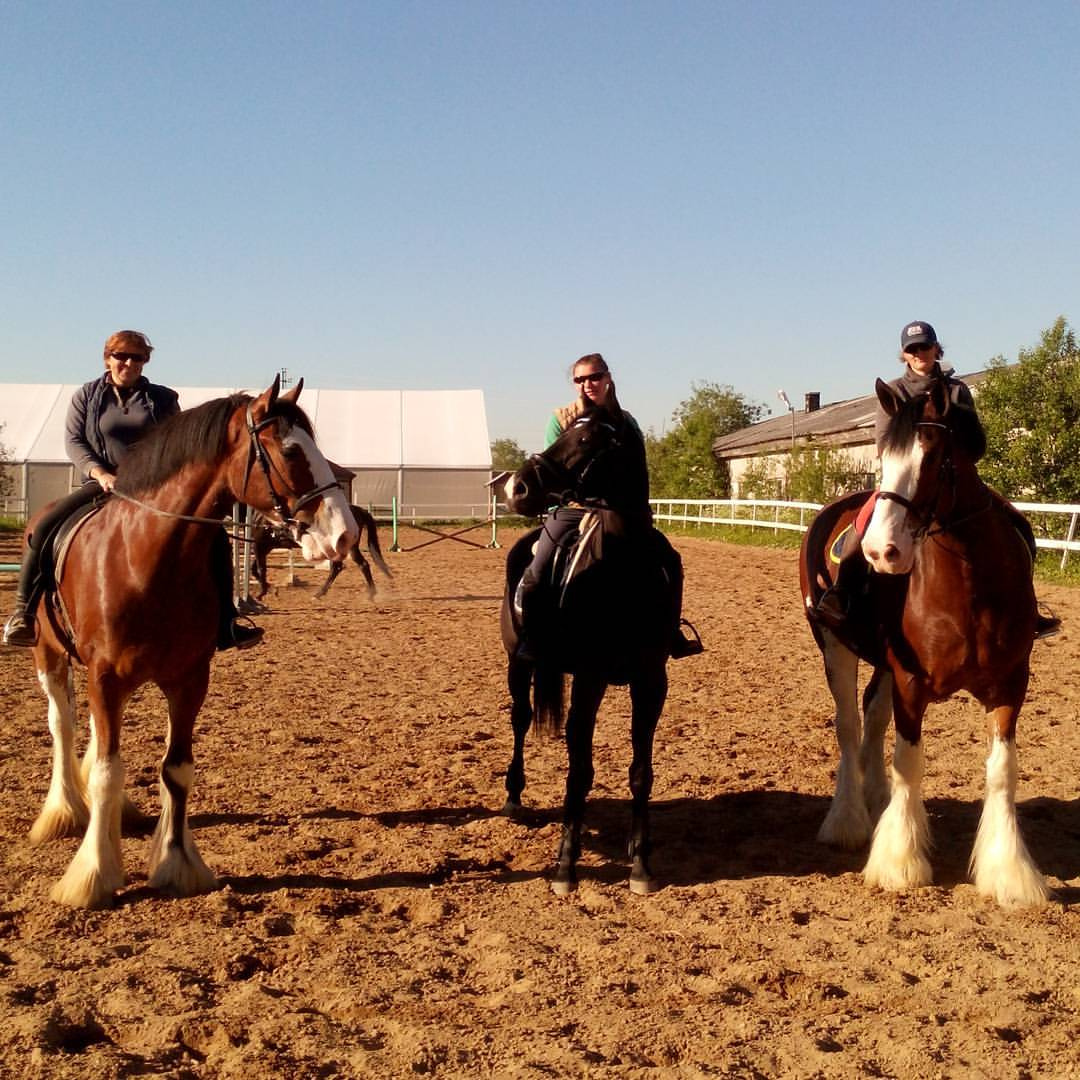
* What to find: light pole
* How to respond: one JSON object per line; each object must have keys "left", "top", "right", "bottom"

{"left": 777, "top": 389, "right": 795, "bottom": 449}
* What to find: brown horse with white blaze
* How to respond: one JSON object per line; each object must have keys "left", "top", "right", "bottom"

{"left": 801, "top": 374, "right": 1049, "bottom": 907}
{"left": 26, "top": 377, "right": 358, "bottom": 908}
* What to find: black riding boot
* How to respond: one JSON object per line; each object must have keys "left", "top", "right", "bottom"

{"left": 3, "top": 546, "right": 40, "bottom": 647}
{"left": 212, "top": 530, "right": 263, "bottom": 651}
{"left": 2, "top": 595, "right": 36, "bottom": 647}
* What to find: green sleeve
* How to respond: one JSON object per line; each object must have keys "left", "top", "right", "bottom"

{"left": 543, "top": 412, "right": 563, "bottom": 449}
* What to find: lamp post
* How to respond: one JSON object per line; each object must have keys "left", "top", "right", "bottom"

{"left": 777, "top": 389, "right": 795, "bottom": 449}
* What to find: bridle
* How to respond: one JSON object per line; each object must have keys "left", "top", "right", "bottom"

{"left": 876, "top": 418, "right": 988, "bottom": 539}
{"left": 243, "top": 402, "right": 340, "bottom": 535}
{"left": 521, "top": 417, "right": 621, "bottom": 507}
{"left": 114, "top": 401, "right": 338, "bottom": 536}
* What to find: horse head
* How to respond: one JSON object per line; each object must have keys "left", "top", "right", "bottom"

{"left": 503, "top": 407, "right": 637, "bottom": 517}
{"left": 239, "top": 376, "right": 358, "bottom": 564}
{"left": 862, "top": 375, "right": 985, "bottom": 574}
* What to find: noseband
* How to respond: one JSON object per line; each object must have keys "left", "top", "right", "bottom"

{"left": 244, "top": 403, "right": 340, "bottom": 531}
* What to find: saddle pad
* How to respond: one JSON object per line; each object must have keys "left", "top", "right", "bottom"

{"left": 53, "top": 502, "right": 104, "bottom": 585}
{"left": 854, "top": 491, "right": 879, "bottom": 538}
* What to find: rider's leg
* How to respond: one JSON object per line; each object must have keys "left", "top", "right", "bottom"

{"left": 989, "top": 492, "right": 1061, "bottom": 640}
{"left": 3, "top": 484, "right": 102, "bottom": 647}
{"left": 211, "top": 529, "right": 263, "bottom": 651}
{"left": 812, "top": 527, "right": 868, "bottom": 632}
{"left": 514, "top": 508, "right": 583, "bottom": 659}
{"left": 654, "top": 532, "right": 703, "bottom": 659}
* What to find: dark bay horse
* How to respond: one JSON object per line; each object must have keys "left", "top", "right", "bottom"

{"left": 26, "top": 377, "right": 358, "bottom": 908}
{"left": 499, "top": 407, "right": 674, "bottom": 896}
{"left": 248, "top": 503, "right": 392, "bottom": 600}
{"left": 800, "top": 375, "right": 1048, "bottom": 906}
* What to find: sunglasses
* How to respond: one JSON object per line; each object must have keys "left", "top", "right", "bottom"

{"left": 573, "top": 371, "right": 608, "bottom": 385}
{"left": 110, "top": 352, "right": 148, "bottom": 364}
{"left": 906, "top": 343, "right": 936, "bottom": 355}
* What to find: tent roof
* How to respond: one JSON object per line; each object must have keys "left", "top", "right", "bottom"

{"left": 0, "top": 385, "right": 492, "bottom": 469}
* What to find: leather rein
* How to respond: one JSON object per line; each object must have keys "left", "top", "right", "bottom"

{"left": 113, "top": 401, "right": 337, "bottom": 540}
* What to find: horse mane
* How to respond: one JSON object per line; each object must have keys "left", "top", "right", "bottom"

{"left": 116, "top": 393, "right": 315, "bottom": 496}
{"left": 878, "top": 384, "right": 986, "bottom": 465}
{"left": 948, "top": 401, "right": 986, "bottom": 463}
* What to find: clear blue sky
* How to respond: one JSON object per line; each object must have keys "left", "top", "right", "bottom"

{"left": 3, "top": 2, "right": 1077, "bottom": 453}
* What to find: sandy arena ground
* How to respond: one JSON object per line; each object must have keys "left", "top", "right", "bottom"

{"left": 0, "top": 526, "right": 1078, "bottom": 1079}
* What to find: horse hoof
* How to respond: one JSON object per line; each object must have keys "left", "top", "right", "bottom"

{"left": 550, "top": 877, "right": 577, "bottom": 897}
{"left": 629, "top": 874, "right": 659, "bottom": 896}
{"left": 501, "top": 799, "right": 523, "bottom": 819}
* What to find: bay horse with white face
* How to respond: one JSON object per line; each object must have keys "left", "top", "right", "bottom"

{"left": 500, "top": 406, "right": 673, "bottom": 896}
{"left": 800, "top": 374, "right": 1048, "bottom": 906}
{"left": 248, "top": 503, "right": 391, "bottom": 600}
{"left": 25, "top": 377, "right": 358, "bottom": 908}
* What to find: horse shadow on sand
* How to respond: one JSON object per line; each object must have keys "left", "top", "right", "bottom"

{"left": 184, "top": 790, "right": 1080, "bottom": 903}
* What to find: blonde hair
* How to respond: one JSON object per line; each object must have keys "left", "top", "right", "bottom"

{"left": 103, "top": 330, "right": 154, "bottom": 364}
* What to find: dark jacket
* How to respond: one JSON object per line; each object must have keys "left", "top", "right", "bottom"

{"left": 66, "top": 373, "right": 180, "bottom": 481}
{"left": 873, "top": 363, "right": 975, "bottom": 454}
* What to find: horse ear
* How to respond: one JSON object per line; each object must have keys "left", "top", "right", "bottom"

{"left": 280, "top": 377, "right": 304, "bottom": 405}
{"left": 250, "top": 376, "right": 281, "bottom": 420}
{"left": 875, "top": 378, "right": 901, "bottom": 416}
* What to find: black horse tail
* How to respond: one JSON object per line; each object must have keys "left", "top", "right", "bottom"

{"left": 532, "top": 666, "right": 565, "bottom": 738}
{"left": 353, "top": 505, "right": 393, "bottom": 578}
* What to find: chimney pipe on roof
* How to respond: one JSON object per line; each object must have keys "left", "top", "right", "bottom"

{"left": 804, "top": 392, "right": 820, "bottom": 413}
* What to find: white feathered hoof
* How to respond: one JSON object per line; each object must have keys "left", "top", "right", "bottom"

{"left": 51, "top": 859, "right": 125, "bottom": 910}
{"left": 817, "top": 803, "right": 872, "bottom": 851}
{"left": 29, "top": 802, "right": 89, "bottom": 845}
{"left": 148, "top": 844, "right": 218, "bottom": 898}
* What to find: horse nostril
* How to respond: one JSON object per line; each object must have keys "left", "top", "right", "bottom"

{"left": 883, "top": 544, "right": 900, "bottom": 563}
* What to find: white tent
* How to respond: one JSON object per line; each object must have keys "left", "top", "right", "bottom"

{"left": 0, "top": 384, "right": 492, "bottom": 520}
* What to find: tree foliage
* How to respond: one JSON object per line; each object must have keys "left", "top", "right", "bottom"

{"left": 0, "top": 423, "right": 11, "bottom": 498}
{"left": 977, "top": 317, "right": 1080, "bottom": 502}
{"left": 490, "top": 437, "right": 527, "bottom": 472}
{"left": 646, "top": 382, "right": 765, "bottom": 498}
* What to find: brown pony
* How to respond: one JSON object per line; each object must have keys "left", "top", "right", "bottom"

{"left": 800, "top": 375, "right": 1048, "bottom": 906}
{"left": 26, "top": 377, "right": 358, "bottom": 908}
{"left": 248, "top": 503, "right": 392, "bottom": 600}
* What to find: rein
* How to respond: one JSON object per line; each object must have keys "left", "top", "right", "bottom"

{"left": 110, "top": 401, "right": 337, "bottom": 539}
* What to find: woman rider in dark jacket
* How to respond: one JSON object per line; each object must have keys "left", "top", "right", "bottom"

{"left": 3, "top": 330, "right": 262, "bottom": 650}
{"left": 813, "top": 321, "right": 1059, "bottom": 640}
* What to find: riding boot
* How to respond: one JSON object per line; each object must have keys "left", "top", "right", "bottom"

{"left": 219, "top": 617, "right": 264, "bottom": 651}
{"left": 2, "top": 595, "right": 37, "bottom": 647}
{"left": 1035, "top": 610, "right": 1061, "bottom": 640}
{"left": 211, "top": 528, "right": 263, "bottom": 651}
{"left": 669, "top": 619, "right": 703, "bottom": 659}
{"left": 3, "top": 542, "right": 42, "bottom": 647}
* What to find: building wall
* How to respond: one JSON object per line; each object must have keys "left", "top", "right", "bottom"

{"left": 729, "top": 443, "right": 877, "bottom": 498}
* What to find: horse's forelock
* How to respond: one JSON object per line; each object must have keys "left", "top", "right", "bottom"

{"left": 879, "top": 393, "right": 924, "bottom": 458}
{"left": 265, "top": 398, "right": 314, "bottom": 438}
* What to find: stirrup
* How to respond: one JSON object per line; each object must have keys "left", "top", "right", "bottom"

{"left": 670, "top": 619, "right": 703, "bottom": 659}
{"left": 3, "top": 610, "right": 38, "bottom": 647}
{"left": 219, "top": 617, "right": 264, "bottom": 651}
{"left": 1035, "top": 607, "right": 1061, "bottom": 641}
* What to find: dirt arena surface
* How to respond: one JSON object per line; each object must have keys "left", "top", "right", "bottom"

{"left": 1, "top": 526, "right": 1078, "bottom": 1079}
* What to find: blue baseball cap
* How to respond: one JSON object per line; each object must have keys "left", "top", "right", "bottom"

{"left": 900, "top": 321, "right": 937, "bottom": 350}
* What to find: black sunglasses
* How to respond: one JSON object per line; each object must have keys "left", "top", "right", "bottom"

{"left": 110, "top": 352, "right": 147, "bottom": 363}
{"left": 573, "top": 371, "right": 608, "bottom": 385}
{"left": 906, "top": 343, "right": 936, "bottom": 354}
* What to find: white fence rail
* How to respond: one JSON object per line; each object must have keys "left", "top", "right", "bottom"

{"left": 650, "top": 497, "right": 1080, "bottom": 568}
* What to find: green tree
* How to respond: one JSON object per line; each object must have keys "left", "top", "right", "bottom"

{"left": 646, "top": 382, "right": 765, "bottom": 498}
{"left": 786, "top": 446, "right": 872, "bottom": 502}
{"left": 490, "top": 437, "right": 527, "bottom": 472}
{"left": 977, "top": 317, "right": 1080, "bottom": 501}
{"left": 0, "top": 423, "right": 11, "bottom": 499}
